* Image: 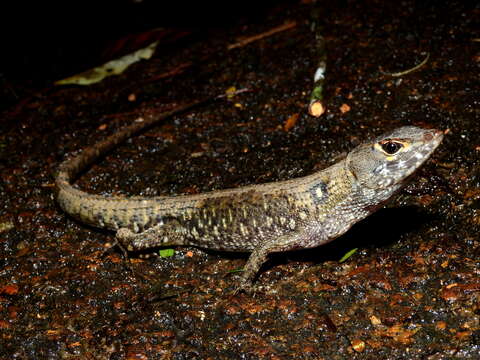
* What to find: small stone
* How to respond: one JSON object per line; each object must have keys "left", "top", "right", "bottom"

{"left": 370, "top": 315, "right": 381, "bottom": 325}
{"left": 351, "top": 339, "right": 365, "bottom": 352}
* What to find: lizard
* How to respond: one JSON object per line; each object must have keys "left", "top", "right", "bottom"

{"left": 55, "top": 100, "right": 444, "bottom": 292}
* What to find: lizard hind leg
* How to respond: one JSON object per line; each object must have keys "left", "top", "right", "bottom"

{"left": 116, "top": 220, "right": 186, "bottom": 252}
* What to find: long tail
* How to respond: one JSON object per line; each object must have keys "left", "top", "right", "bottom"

{"left": 55, "top": 98, "right": 212, "bottom": 228}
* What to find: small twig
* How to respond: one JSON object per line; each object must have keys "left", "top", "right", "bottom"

{"left": 215, "top": 87, "right": 251, "bottom": 99}
{"left": 100, "top": 88, "right": 250, "bottom": 124}
{"left": 308, "top": 51, "right": 327, "bottom": 117}
{"left": 143, "top": 62, "right": 192, "bottom": 84}
{"left": 388, "top": 53, "right": 430, "bottom": 77}
{"left": 307, "top": 16, "right": 327, "bottom": 117}
{"left": 228, "top": 21, "right": 297, "bottom": 50}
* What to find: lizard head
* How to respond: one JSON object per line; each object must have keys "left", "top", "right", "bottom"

{"left": 346, "top": 126, "right": 443, "bottom": 190}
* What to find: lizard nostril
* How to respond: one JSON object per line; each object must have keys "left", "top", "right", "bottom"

{"left": 423, "top": 132, "right": 434, "bottom": 141}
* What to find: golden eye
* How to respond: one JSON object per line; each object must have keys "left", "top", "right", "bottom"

{"left": 381, "top": 141, "right": 403, "bottom": 154}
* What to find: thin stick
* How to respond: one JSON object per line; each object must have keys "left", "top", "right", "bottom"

{"left": 227, "top": 21, "right": 297, "bottom": 50}
{"left": 57, "top": 88, "right": 249, "bottom": 185}
{"left": 308, "top": 33, "right": 327, "bottom": 117}
{"left": 389, "top": 53, "right": 430, "bottom": 77}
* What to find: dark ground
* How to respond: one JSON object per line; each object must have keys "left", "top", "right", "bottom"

{"left": 1, "top": 1, "right": 479, "bottom": 359}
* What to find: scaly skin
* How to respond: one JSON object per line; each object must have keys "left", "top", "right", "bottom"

{"left": 56, "top": 104, "right": 443, "bottom": 291}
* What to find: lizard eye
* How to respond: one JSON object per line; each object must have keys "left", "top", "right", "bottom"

{"left": 381, "top": 141, "right": 403, "bottom": 155}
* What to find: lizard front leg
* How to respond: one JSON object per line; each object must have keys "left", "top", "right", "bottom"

{"left": 236, "top": 228, "right": 313, "bottom": 293}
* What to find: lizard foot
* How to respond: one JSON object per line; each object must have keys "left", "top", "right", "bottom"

{"left": 232, "top": 279, "right": 271, "bottom": 296}
{"left": 101, "top": 237, "right": 129, "bottom": 259}
{"left": 116, "top": 227, "right": 136, "bottom": 250}
{"left": 233, "top": 280, "right": 255, "bottom": 295}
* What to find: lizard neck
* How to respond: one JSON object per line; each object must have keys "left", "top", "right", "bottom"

{"left": 300, "top": 159, "right": 400, "bottom": 243}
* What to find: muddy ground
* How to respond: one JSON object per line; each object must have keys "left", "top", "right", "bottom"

{"left": 0, "top": 1, "right": 479, "bottom": 359}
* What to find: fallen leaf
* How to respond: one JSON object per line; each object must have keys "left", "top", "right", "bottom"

{"left": 55, "top": 41, "right": 158, "bottom": 85}
{"left": 284, "top": 113, "right": 299, "bottom": 131}
{"left": 340, "top": 103, "right": 351, "bottom": 113}
{"left": 0, "top": 284, "right": 19, "bottom": 295}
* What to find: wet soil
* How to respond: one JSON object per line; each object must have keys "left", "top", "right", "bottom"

{"left": 0, "top": 1, "right": 479, "bottom": 359}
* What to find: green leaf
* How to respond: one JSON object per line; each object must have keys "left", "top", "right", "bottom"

{"left": 228, "top": 268, "right": 244, "bottom": 273}
{"left": 159, "top": 248, "right": 175, "bottom": 258}
{"left": 339, "top": 248, "right": 358, "bottom": 263}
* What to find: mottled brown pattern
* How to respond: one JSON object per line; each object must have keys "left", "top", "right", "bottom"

{"left": 56, "top": 122, "right": 443, "bottom": 291}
